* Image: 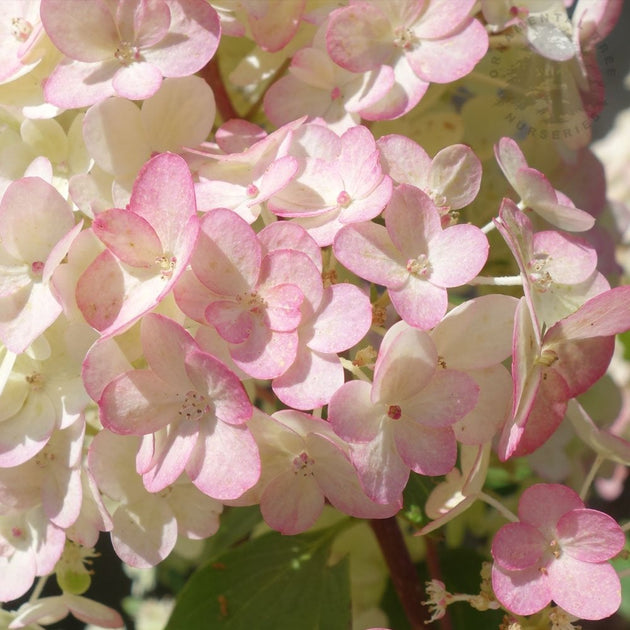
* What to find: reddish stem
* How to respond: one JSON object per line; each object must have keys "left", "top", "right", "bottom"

{"left": 198, "top": 55, "right": 238, "bottom": 123}
{"left": 369, "top": 517, "right": 430, "bottom": 629}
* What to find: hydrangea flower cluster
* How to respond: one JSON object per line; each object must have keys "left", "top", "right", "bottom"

{"left": 0, "top": 1, "right": 628, "bottom": 629}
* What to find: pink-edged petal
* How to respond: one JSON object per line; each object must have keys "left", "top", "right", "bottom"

{"left": 326, "top": 3, "right": 393, "bottom": 73}
{"left": 328, "top": 380, "right": 383, "bottom": 443}
{"left": 0, "top": 548, "right": 37, "bottom": 602}
{"left": 518, "top": 483, "right": 583, "bottom": 528}
{"left": 127, "top": 152, "right": 197, "bottom": 252}
{"left": 428, "top": 224, "right": 488, "bottom": 287}
{"left": 117, "top": 0, "right": 170, "bottom": 47}
{"left": 547, "top": 554, "right": 621, "bottom": 620}
{"left": 263, "top": 283, "right": 304, "bottom": 332}
{"left": 556, "top": 508, "right": 625, "bottom": 562}
{"left": 192, "top": 208, "right": 261, "bottom": 295}
{"left": 545, "top": 285, "right": 630, "bottom": 343}
{"left": 453, "top": 365, "right": 512, "bottom": 445}
{"left": 491, "top": 563, "right": 551, "bottom": 616}
{"left": 99, "top": 369, "right": 179, "bottom": 435}
{"left": 112, "top": 62, "right": 163, "bottom": 100}
{"left": 111, "top": 497, "right": 177, "bottom": 568}
{"left": 389, "top": 274, "right": 447, "bottom": 330}
{"left": 372, "top": 323, "right": 437, "bottom": 403}
{"left": 40, "top": 0, "right": 117, "bottom": 61}
{"left": 273, "top": 347, "right": 342, "bottom": 410}
{"left": 0, "top": 177, "right": 74, "bottom": 264}
{"left": 377, "top": 133, "right": 432, "bottom": 186}
{"left": 309, "top": 432, "right": 400, "bottom": 519}
{"left": 351, "top": 430, "right": 408, "bottom": 504}
{"left": 186, "top": 419, "right": 260, "bottom": 501}
{"left": 75, "top": 249, "right": 125, "bottom": 332}
{"left": 65, "top": 593, "right": 125, "bottom": 628}
{"left": 257, "top": 221, "right": 322, "bottom": 272}
{"left": 44, "top": 58, "right": 119, "bottom": 109}
{"left": 532, "top": 231, "right": 597, "bottom": 285}
{"left": 92, "top": 208, "right": 162, "bottom": 267}
{"left": 308, "top": 283, "right": 372, "bottom": 353}
{"left": 82, "top": 96, "right": 151, "bottom": 182}
{"left": 140, "top": 0, "right": 220, "bottom": 77}
{"left": 492, "top": 522, "right": 546, "bottom": 570}
{"left": 185, "top": 349, "right": 252, "bottom": 425}
{"left": 141, "top": 423, "right": 198, "bottom": 492}
{"left": 0, "top": 282, "right": 63, "bottom": 354}
{"left": 260, "top": 469, "right": 324, "bottom": 534}
{"left": 167, "top": 482, "right": 222, "bottom": 539}
{"left": 394, "top": 422, "right": 456, "bottom": 476}
{"left": 0, "top": 392, "right": 56, "bottom": 467}
{"left": 404, "top": 369, "right": 479, "bottom": 428}
{"left": 431, "top": 294, "right": 518, "bottom": 370}
{"left": 333, "top": 222, "right": 406, "bottom": 288}
{"left": 406, "top": 18, "right": 488, "bottom": 83}
{"left": 494, "top": 137, "right": 528, "bottom": 189}
{"left": 206, "top": 301, "right": 253, "bottom": 344}
{"left": 231, "top": 326, "right": 298, "bottom": 380}
{"left": 140, "top": 313, "right": 196, "bottom": 388}
{"left": 506, "top": 367, "right": 569, "bottom": 459}
{"left": 429, "top": 144, "right": 482, "bottom": 210}
{"left": 548, "top": 335, "right": 615, "bottom": 399}
{"left": 384, "top": 184, "right": 441, "bottom": 258}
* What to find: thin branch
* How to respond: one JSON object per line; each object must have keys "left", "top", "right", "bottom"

{"left": 370, "top": 517, "right": 430, "bottom": 629}
{"left": 198, "top": 56, "right": 239, "bottom": 122}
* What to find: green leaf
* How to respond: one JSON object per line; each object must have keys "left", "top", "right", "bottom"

{"left": 402, "top": 471, "right": 436, "bottom": 527}
{"left": 201, "top": 505, "right": 263, "bottom": 562}
{"left": 165, "top": 523, "right": 352, "bottom": 630}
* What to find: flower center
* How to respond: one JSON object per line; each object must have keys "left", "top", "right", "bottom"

{"left": 393, "top": 25, "right": 417, "bottom": 50}
{"left": 177, "top": 390, "right": 210, "bottom": 421}
{"left": 292, "top": 451, "right": 315, "bottom": 477}
{"left": 25, "top": 371, "right": 45, "bottom": 390}
{"left": 114, "top": 41, "right": 140, "bottom": 65}
{"left": 406, "top": 254, "right": 432, "bottom": 277}
{"left": 155, "top": 255, "right": 177, "bottom": 280}
{"left": 527, "top": 253, "right": 552, "bottom": 291}
{"left": 387, "top": 404, "right": 402, "bottom": 420}
{"left": 34, "top": 447, "right": 56, "bottom": 468}
{"left": 236, "top": 291, "right": 266, "bottom": 315}
{"left": 337, "top": 190, "right": 352, "bottom": 207}
{"left": 11, "top": 17, "right": 32, "bottom": 42}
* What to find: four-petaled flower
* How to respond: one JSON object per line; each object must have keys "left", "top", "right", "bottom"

{"left": 491, "top": 483, "right": 625, "bottom": 620}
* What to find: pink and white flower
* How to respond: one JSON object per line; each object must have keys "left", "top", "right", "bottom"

{"left": 491, "top": 483, "right": 625, "bottom": 620}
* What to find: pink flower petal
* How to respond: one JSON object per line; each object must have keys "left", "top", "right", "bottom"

{"left": 428, "top": 224, "right": 488, "bottom": 287}
{"left": 547, "top": 554, "right": 622, "bottom": 620}
{"left": 260, "top": 470, "right": 325, "bottom": 535}
{"left": 273, "top": 346, "right": 343, "bottom": 410}
{"left": 111, "top": 498, "right": 177, "bottom": 567}
{"left": 92, "top": 208, "right": 163, "bottom": 268}
{"left": 492, "top": 522, "right": 546, "bottom": 570}
{"left": 491, "top": 563, "right": 551, "bottom": 616}
{"left": 41, "top": 0, "right": 118, "bottom": 61}
{"left": 328, "top": 379, "right": 382, "bottom": 443}
{"left": 394, "top": 421, "right": 456, "bottom": 476}
{"left": 99, "top": 369, "right": 180, "bottom": 435}
{"left": 112, "top": 61, "right": 163, "bottom": 100}
{"left": 187, "top": 419, "right": 259, "bottom": 500}
{"left": 372, "top": 323, "right": 437, "bottom": 404}
{"left": 556, "top": 508, "right": 625, "bottom": 562}
{"left": 326, "top": 3, "right": 393, "bottom": 73}
{"left": 517, "top": 483, "right": 583, "bottom": 528}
